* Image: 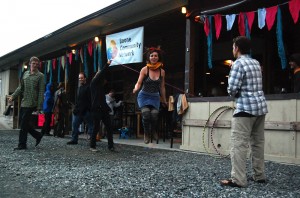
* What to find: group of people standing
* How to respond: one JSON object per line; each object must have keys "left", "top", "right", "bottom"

{"left": 8, "top": 38, "right": 299, "bottom": 188}
{"left": 8, "top": 57, "right": 118, "bottom": 152}
{"left": 8, "top": 47, "right": 167, "bottom": 152}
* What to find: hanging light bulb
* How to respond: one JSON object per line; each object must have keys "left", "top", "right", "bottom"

{"left": 72, "top": 49, "right": 76, "bottom": 54}
{"left": 94, "top": 36, "right": 99, "bottom": 42}
{"left": 181, "top": 7, "right": 187, "bottom": 14}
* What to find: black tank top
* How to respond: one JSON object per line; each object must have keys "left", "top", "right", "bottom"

{"left": 141, "top": 67, "right": 161, "bottom": 93}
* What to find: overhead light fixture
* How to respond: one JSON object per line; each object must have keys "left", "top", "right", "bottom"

{"left": 24, "top": 65, "right": 28, "bottom": 70}
{"left": 72, "top": 49, "right": 76, "bottom": 54}
{"left": 181, "top": 6, "right": 187, "bottom": 14}
{"left": 206, "top": 72, "right": 211, "bottom": 75}
{"left": 94, "top": 36, "right": 99, "bottom": 42}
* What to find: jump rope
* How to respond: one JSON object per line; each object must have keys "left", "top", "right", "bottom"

{"left": 97, "top": 61, "right": 235, "bottom": 158}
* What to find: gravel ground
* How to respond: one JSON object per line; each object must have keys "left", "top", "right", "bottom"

{"left": 0, "top": 130, "right": 300, "bottom": 198}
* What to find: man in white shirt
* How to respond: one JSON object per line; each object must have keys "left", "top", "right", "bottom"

{"left": 106, "top": 90, "right": 122, "bottom": 116}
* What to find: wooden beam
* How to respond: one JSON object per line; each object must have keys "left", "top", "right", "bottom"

{"left": 184, "top": 18, "right": 195, "bottom": 96}
{"left": 183, "top": 119, "right": 300, "bottom": 131}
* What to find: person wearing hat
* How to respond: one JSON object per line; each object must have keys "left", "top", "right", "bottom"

{"left": 289, "top": 53, "right": 300, "bottom": 93}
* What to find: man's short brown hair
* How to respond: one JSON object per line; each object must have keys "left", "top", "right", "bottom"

{"left": 29, "top": 56, "right": 40, "bottom": 63}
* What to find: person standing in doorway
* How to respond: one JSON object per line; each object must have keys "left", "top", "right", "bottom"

{"left": 8, "top": 56, "right": 45, "bottom": 150}
{"left": 41, "top": 82, "right": 54, "bottom": 136}
{"left": 133, "top": 47, "right": 167, "bottom": 144}
{"left": 220, "top": 36, "right": 268, "bottom": 187}
{"left": 90, "top": 66, "right": 115, "bottom": 151}
{"left": 67, "top": 72, "right": 93, "bottom": 145}
{"left": 289, "top": 53, "right": 300, "bottom": 93}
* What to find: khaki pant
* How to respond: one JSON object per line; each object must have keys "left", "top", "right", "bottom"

{"left": 230, "top": 115, "right": 266, "bottom": 187}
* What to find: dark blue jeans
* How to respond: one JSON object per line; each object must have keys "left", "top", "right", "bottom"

{"left": 90, "top": 110, "right": 114, "bottom": 149}
{"left": 18, "top": 107, "right": 42, "bottom": 148}
{"left": 71, "top": 111, "right": 93, "bottom": 142}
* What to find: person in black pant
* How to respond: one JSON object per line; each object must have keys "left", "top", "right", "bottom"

{"left": 8, "top": 56, "right": 45, "bottom": 150}
{"left": 67, "top": 72, "right": 93, "bottom": 145}
{"left": 90, "top": 66, "right": 115, "bottom": 152}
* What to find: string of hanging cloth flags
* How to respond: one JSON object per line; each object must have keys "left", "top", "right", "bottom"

{"left": 18, "top": 0, "right": 300, "bottom": 83}
{"left": 202, "top": 0, "right": 300, "bottom": 69}
{"left": 18, "top": 40, "right": 103, "bottom": 84}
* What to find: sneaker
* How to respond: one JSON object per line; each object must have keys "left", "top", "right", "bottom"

{"left": 108, "top": 147, "right": 116, "bottom": 152}
{"left": 14, "top": 146, "right": 27, "bottom": 150}
{"left": 89, "top": 147, "right": 98, "bottom": 152}
{"left": 35, "top": 135, "right": 43, "bottom": 147}
{"left": 249, "top": 177, "right": 266, "bottom": 183}
{"left": 144, "top": 133, "right": 150, "bottom": 144}
{"left": 67, "top": 141, "right": 78, "bottom": 145}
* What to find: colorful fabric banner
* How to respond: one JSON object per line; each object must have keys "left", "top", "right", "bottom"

{"left": 57, "top": 57, "right": 61, "bottom": 83}
{"left": 246, "top": 11, "right": 255, "bottom": 32}
{"left": 258, "top": 8, "right": 266, "bottom": 29}
{"left": 106, "top": 26, "right": 144, "bottom": 66}
{"left": 226, "top": 14, "right": 236, "bottom": 31}
{"left": 289, "top": 0, "right": 300, "bottom": 23}
{"left": 207, "top": 16, "right": 213, "bottom": 69}
{"left": 266, "top": 6, "right": 278, "bottom": 30}
{"left": 84, "top": 45, "right": 88, "bottom": 77}
{"left": 98, "top": 42, "right": 103, "bottom": 70}
{"left": 88, "top": 41, "right": 93, "bottom": 56}
{"left": 69, "top": 52, "right": 73, "bottom": 65}
{"left": 238, "top": 12, "right": 245, "bottom": 36}
{"left": 214, "top": 14, "right": 222, "bottom": 39}
{"left": 204, "top": 17, "right": 210, "bottom": 36}
{"left": 65, "top": 55, "right": 69, "bottom": 81}
{"left": 94, "top": 42, "right": 97, "bottom": 72}
{"left": 276, "top": 7, "right": 287, "bottom": 69}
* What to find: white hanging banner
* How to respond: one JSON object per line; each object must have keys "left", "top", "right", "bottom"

{"left": 106, "top": 26, "right": 144, "bottom": 66}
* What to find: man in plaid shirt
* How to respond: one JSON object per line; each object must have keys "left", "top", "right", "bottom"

{"left": 220, "top": 36, "right": 268, "bottom": 188}
{"left": 9, "top": 56, "right": 45, "bottom": 150}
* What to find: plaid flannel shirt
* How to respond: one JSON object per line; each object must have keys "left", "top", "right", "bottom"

{"left": 227, "top": 55, "right": 268, "bottom": 116}
{"left": 12, "top": 70, "right": 45, "bottom": 110}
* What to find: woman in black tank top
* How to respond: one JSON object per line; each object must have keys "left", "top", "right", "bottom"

{"left": 133, "top": 48, "right": 167, "bottom": 144}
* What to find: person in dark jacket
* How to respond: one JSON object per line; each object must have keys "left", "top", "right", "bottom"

{"left": 90, "top": 66, "right": 115, "bottom": 151}
{"left": 67, "top": 72, "right": 93, "bottom": 145}
{"left": 41, "top": 83, "right": 54, "bottom": 136}
{"left": 53, "top": 82, "right": 69, "bottom": 138}
{"left": 289, "top": 53, "right": 300, "bottom": 93}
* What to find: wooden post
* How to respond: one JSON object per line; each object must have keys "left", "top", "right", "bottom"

{"left": 184, "top": 18, "right": 195, "bottom": 96}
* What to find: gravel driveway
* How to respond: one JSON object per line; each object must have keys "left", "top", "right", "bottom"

{"left": 0, "top": 130, "right": 299, "bottom": 198}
